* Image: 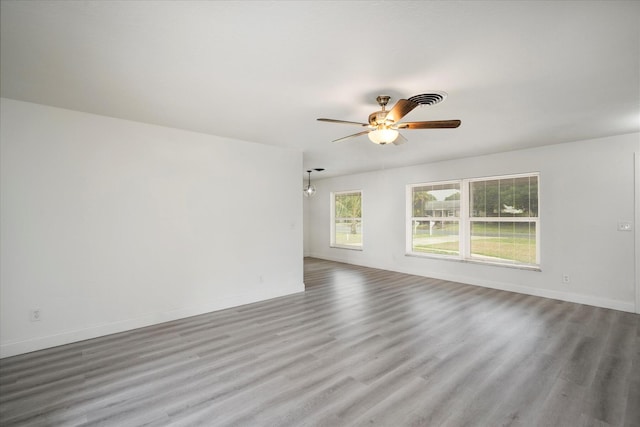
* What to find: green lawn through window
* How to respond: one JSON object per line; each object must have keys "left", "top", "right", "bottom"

{"left": 412, "top": 222, "right": 536, "bottom": 264}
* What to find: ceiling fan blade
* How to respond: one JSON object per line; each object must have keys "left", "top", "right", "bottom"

{"left": 332, "top": 130, "right": 370, "bottom": 143}
{"left": 385, "top": 99, "right": 419, "bottom": 123}
{"left": 392, "top": 133, "right": 408, "bottom": 145}
{"left": 317, "top": 118, "right": 369, "bottom": 127}
{"left": 396, "top": 120, "right": 461, "bottom": 129}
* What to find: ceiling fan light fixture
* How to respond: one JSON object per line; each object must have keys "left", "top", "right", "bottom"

{"left": 368, "top": 128, "right": 399, "bottom": 145}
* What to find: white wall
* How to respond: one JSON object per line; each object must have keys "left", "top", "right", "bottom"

{"left": 0, "top": 98, "right": 304, "bottom": 358}
{"left": 306, "top": 133, "right": 639, "bottom": 312}
{"left": 303, "top": 194, "right": 313, "bottom": 257}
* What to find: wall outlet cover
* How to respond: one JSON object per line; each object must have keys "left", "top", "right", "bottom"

{"left": 30, "top": 309, "right": 42, "bottom": 322}
{"left": 617, "top": 221, "right": 633, "bottom": 231}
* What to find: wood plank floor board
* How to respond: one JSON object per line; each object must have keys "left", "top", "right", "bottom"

{"left": 301, "top": 354, "right": 441, "bottom": 427}
{"left": 87, "top": 352, "right": 315, "bottom": 426}
{"left": 2, "top": 354, "right": 205, "bottom": 425}
{"left": 348, "top": 376, "right": 435, "bottom": 426}
{"left": 624, "top": 379, "right": 640, "bottom": 427}
{"left": 1, "top": 258, "right": 638, "bottom": 426}
{"left": 432, "top": 342, "right": 548, "bottom": 426}
{"left": 265, "top": 377, "right": 366, "bottom": 427}
{"left": 631, "top": 337, "right": 640, "bottom": 383}
{"left": 197, "top": 355, "right": 356, "bottom": 426}
{"left": 287, "top": 336, "right": 387, "bottom": 385}
{"left": 603, "top": 322, "right": 637, "bottom": 361}
{"left": 405, "top": 339, "right": 515, "bottom": 426}
{"left": 164, "top": 374, "right": 293, "bottom": 426}
{"left": 584, "top": 354, "right": 634, "bottom": 426}
{"left": 219, "top": 374, "right": 362, "bottom": 427}
{"left": 150, "top": 356, "right": 292, "bottom": 419}
{"left": 480, "top": 352, "right": 567, "bottom": 426}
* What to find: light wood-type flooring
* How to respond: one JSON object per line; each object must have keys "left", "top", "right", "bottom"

{"left": 1, "top": 258, "right": 639, "bottom": 426}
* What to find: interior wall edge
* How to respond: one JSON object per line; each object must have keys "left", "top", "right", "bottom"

{"left": 635, "top": 151, "right": 640, "bottom": 314}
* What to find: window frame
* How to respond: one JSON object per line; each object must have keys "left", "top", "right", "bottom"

{"left": 406, "top": 180, "right": 462, "bottom": 259}
{"left": 330, "top": 190, "right": 363, "bottom": 250}
{"left": 407, "top": 173, "right": 540, "bottom": 269}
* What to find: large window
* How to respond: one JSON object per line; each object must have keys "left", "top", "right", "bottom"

{"left": 331, "top": 191, "right": 362, "bottom": 249}
{"left": 408, "top": 173, "right": 539, "bottom": 268}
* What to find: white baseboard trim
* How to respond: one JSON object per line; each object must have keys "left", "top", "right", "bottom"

{"left": 0, "top": 283, "right": 304, "bottom": 359}
{"left": 434, "top": 271, "right": 635, "bottom": 313}
{"left": 308, "top": 253, "right": 636, "bottom": 313}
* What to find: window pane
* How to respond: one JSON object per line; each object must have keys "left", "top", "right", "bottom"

{"left": 501, "top": 176, "right": 535, "bottom": 217}
{"left": 335, "top": 193, "right": 361, "bottom": 218}
{"left": 470, "top": 221, "right": 536, "bottom": 265}
{"left": 412, "top": 183, "right": 460, "bottom": 217}
{"left": 500, "top": 179, "right": 515, "bottom": 214}
{"left": 529, "top": 176, "right": 539, "bottom": 217}
{"left": 471, "top": 176, "right": 538, "bottom": 218}
{"left": 471, "top": 179, "right": 500, "bottom": 217}
{"left": 335, "top": 219, "right": 362, "bottom": 247}
{"left": 412, "top": 220, "right": 459, "bottom": 256}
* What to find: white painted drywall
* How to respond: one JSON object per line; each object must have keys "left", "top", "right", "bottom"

{"left": 306, "top": 133, "right": 639, "bottom": 312}
{"left": 0, "top": 98, "right": 304, "bottom": 358}
{"left": 303, "top": 196, "right": 311, "bottom": 257}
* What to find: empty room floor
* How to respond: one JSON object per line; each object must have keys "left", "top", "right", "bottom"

{"left": 1, "top": 258, "right": 639, "bottom": 426}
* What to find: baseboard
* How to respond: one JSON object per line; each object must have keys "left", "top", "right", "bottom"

{"left": 308, "top": 253, "right": 635, "bottom": 313}
{"left": 0, "top": 283, "right": 304, "bottom": 359}
{"left": 430, "top": 271, "right": 636, "bottom": 313}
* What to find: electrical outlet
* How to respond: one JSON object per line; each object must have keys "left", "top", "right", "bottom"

{"left": 562, "top": 274, "right": 570, "bottom": 284}
{"left": 30, "top": 309, "right": 42, "bottom": 322}
{"left": 617, "top": 221, "right": 633, "bottom": 231}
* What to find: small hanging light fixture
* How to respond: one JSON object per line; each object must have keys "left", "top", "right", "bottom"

{"left": 303, "top": 168, "right": 324, "bottom": 197}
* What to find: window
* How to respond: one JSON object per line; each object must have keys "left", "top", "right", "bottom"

{"left": 407, "top": 173, "right": 539, "bottom": 268}
{"left": 410, "top": 182, "right": 461, "bottom": 256}
{"left": 331, "top": 191, "right": 362, "bottom": 249}
{"left": 469, "top": 175, "right": 539, "bottom": 266}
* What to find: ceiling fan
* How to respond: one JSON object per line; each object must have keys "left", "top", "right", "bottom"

{"left": 317, "top": 93, "right": 461, "bottom": 145}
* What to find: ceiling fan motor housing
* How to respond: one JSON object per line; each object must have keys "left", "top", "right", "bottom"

{"left": 369, "top": 110, "right": 389, "bottom": 126}
{"left": 375, "top": 95, "right": 391, "bottom": 107}
{"left": 370, "top": 95, "right": 392, "bottom": 126}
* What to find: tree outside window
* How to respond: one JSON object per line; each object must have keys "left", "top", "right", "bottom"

{"left": 332, "top": 191, "right": 362, "bottom": 249}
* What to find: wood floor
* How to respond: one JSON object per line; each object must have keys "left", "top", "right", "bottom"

{"left": 1, "top": 258, "right": 639, "bottom": 426}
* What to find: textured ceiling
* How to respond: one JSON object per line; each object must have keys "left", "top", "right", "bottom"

{"left": 1, "top": 1, "right": 639, "bottom": 179}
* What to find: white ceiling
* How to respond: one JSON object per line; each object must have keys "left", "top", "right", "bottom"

{"left": 1, "top": 1, "right": 639, "bottom": 179}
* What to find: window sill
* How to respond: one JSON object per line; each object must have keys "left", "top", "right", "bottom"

{"left": 405, "top": 252, "right": 541, "bottom": 272}
{"left": 330, "top": 245, "right": 363, "bottom": 251}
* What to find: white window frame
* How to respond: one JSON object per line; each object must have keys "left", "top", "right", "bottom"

{"left": 407, "top": 173, "right": 540, "bottom": 269}
{"left": 330, "top": 190, "right": 363, "bottom": 250}
{"left": 406, "top": 180, "right": 462, "bottom": 259}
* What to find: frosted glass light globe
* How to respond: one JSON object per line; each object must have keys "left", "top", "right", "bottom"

{"left": 368, "top": 128, "right": 399, "bottom": 144}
